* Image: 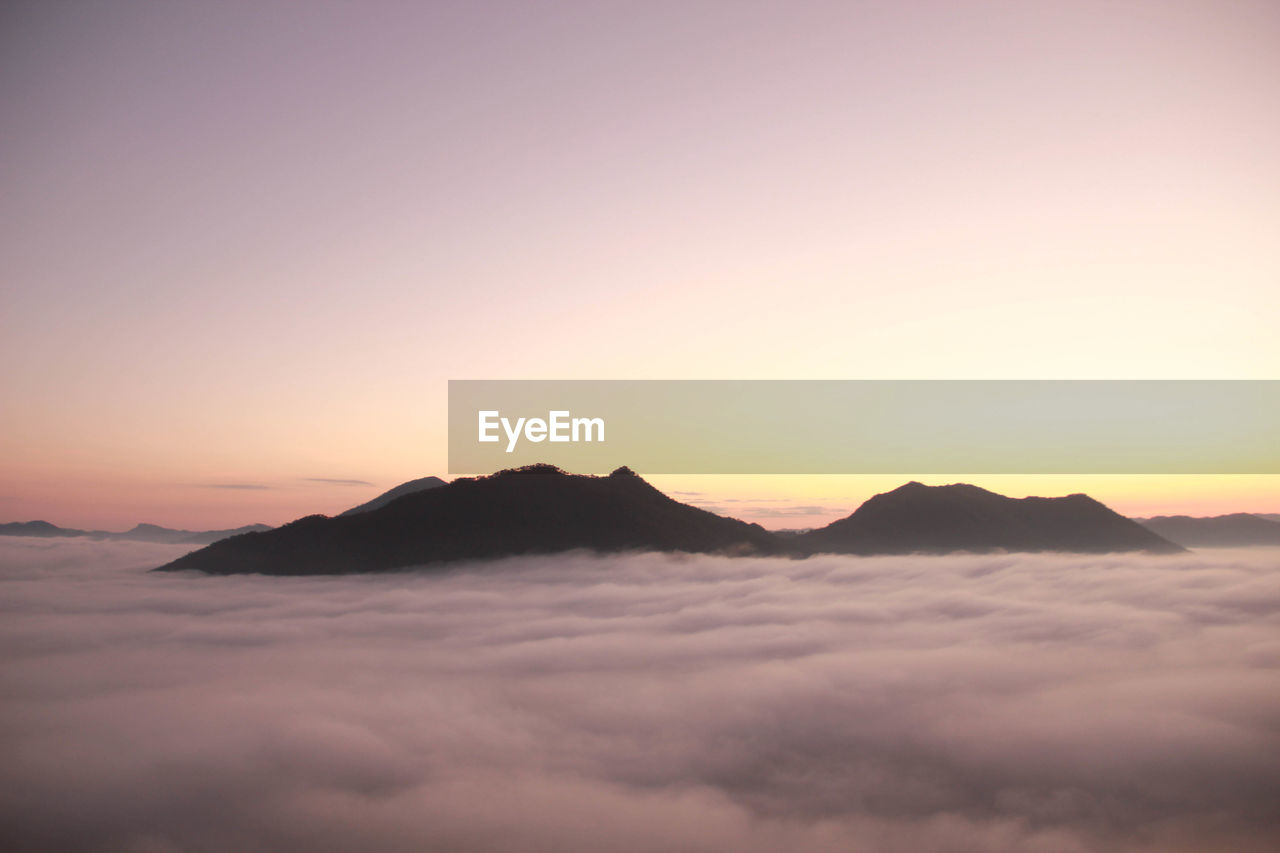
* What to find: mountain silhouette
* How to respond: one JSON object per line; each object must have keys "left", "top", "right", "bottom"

{"left": 113, "top": 523, "right": 273, "bottom": 545}
{"left": 797, "top": 482, "right": 1183, "bottom": 555}
{"left": 1136, "top": 513, "right": 1280, "bottom": 548}
{"left": 338, "top": 476, "right": 447, "bottom": 516}
{"left": 153, "top": 468, "right": 1192, "bottom": 574}
{"left": 0, "top": 520, "right": 270, "bottom": 544}
{"left": 155, "top": 465, "right": 782, "bottom": 575}
{"left": 0, "top": 520, "right": 84, "bottom": 538}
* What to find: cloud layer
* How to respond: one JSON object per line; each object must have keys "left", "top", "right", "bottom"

{"left": 2, "top": 538, "right": 1279, "bottom": 852}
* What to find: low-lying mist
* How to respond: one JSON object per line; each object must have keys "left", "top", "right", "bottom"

{"left": 2, "top": 538, "right": 1278, "bottom": 852}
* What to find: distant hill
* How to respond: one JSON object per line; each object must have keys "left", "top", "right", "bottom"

{"left": 1256, "top": 513, "right": 1280, "bottom": 524}
{"left": 0, "top": 520, "right": 86, "bottom": 538}
{"left": 155, "top": 466, "right": 783, "bottom": 575}
{"left": 1136, "top": 513, "right": 1280, "bottom": 548}
{"left": 0, "top": 520, "right": 271, "bottom": 545}
{"left": 113, "top": 523, "right": 273, "bottom": 545}
{"left": 339, "top": 476, "right": 447, "bottom": 516}
{"left": 797, "top": 482, "right": 1183, "bottom": 555}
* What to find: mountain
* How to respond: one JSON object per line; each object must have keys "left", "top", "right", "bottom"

{"left": 8, "top": 475, "right": 1196, "bottom": 568}
{"left": 0, "top": 520, "right": 271, "bottom": 544}
{"left": 1136, "top": 513, "right": 1280, "bottom": 548}
{"left": 0, "top": 520, "right": 86, "bottom": 538}
{"left": 155, "top": 465, "right": 783, "bottom": 575}
{"left": 339, "top": 476, "right": 447, "bottom": 516}
{"left": 114, "top": 523, "right": 274, "bottom": 545}
{"left": 797, "top": 482, "right": 1183, "bottom": 555}
{"left": 1257, "top": 513, "right": 1280, "bottom": 524}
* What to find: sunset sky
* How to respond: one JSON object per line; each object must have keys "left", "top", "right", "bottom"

{"left": 3, "top": 1, "right": 1278, "bottom": 529}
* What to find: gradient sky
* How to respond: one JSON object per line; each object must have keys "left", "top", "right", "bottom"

{"left": 2, "top": 1, "right": 1278, "bottom": 529}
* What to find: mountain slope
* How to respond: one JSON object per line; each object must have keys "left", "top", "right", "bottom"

{"left": 156, "top": 466, "right": 782, "bottom": 575}
{"left": 798, "top": 482, "right": 1183, "bottom": 555}
{"left": 1136, "top": 513, "right": 1280, "bottom": 548}
{"left": 339, "top": 476, "right": 447, "bottom": 516}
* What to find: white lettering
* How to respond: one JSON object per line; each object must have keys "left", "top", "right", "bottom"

{"left": 478, "top": 411, "right": 499, "bottom": 443}
{"left": 549, "top": 411, "right": 570, "bottom": 442}
{"left": 572, "top": 417, "right": 605, "bottom": 442}
{"left": 502, "top": 417, "right": 526, "bottom": 453}
{"left": 480, "top": 411, "right": 606, "bottom": 452}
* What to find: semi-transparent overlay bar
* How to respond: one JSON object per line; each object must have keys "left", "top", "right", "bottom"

{"left": 448, "top": 380, "right": 1279, "bottom": 474}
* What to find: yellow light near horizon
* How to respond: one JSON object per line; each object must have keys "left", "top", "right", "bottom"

{"left": 645, "top": 474, "right": 1280, "bottom": 530}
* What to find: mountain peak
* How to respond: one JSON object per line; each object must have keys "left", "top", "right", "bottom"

{"left": 128, "top": 523, "right": 172, "bottom": 534}
{"left": 157, "top": 464, "right": 780, "bottom": 575}
{"left": 802, "top": 481, "right": 1182, "bottom": 555}
{"left": 339, "top": 476, "right": 447, "bottom": 516}
{"left": 490, "top": 463, "right": 567, "bottom": 478}
{"left": 874, "top": 481, "right": 1002, "bottom": 502}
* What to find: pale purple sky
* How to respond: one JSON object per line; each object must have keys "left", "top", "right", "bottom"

{"left": 2, "top": 1, "right": 1278, "bottom": 527}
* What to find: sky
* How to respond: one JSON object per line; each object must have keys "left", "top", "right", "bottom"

{"left": 2, "top": 1, "right": 1278, "bottom": 529}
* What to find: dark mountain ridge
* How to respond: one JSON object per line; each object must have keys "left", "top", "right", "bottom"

{"left": 1136, "top": 513, "right": 1280, "bottom": 548}
{"left": 156, "top": 465, "right": 781, "bottom": 575}
{"left": 155, "top": 468, "right": 1185, "bottom": 575}
{"left": 798, "top": 482, "right": 1183, "bottom": 555}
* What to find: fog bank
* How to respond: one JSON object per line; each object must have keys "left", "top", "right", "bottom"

{"left": 2, "top": 538, "right": 1278, "bottom": 852}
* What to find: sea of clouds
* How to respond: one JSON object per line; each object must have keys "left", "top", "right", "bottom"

{"left": 2, "top": 537, "right": 1278, "bottom": 853}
